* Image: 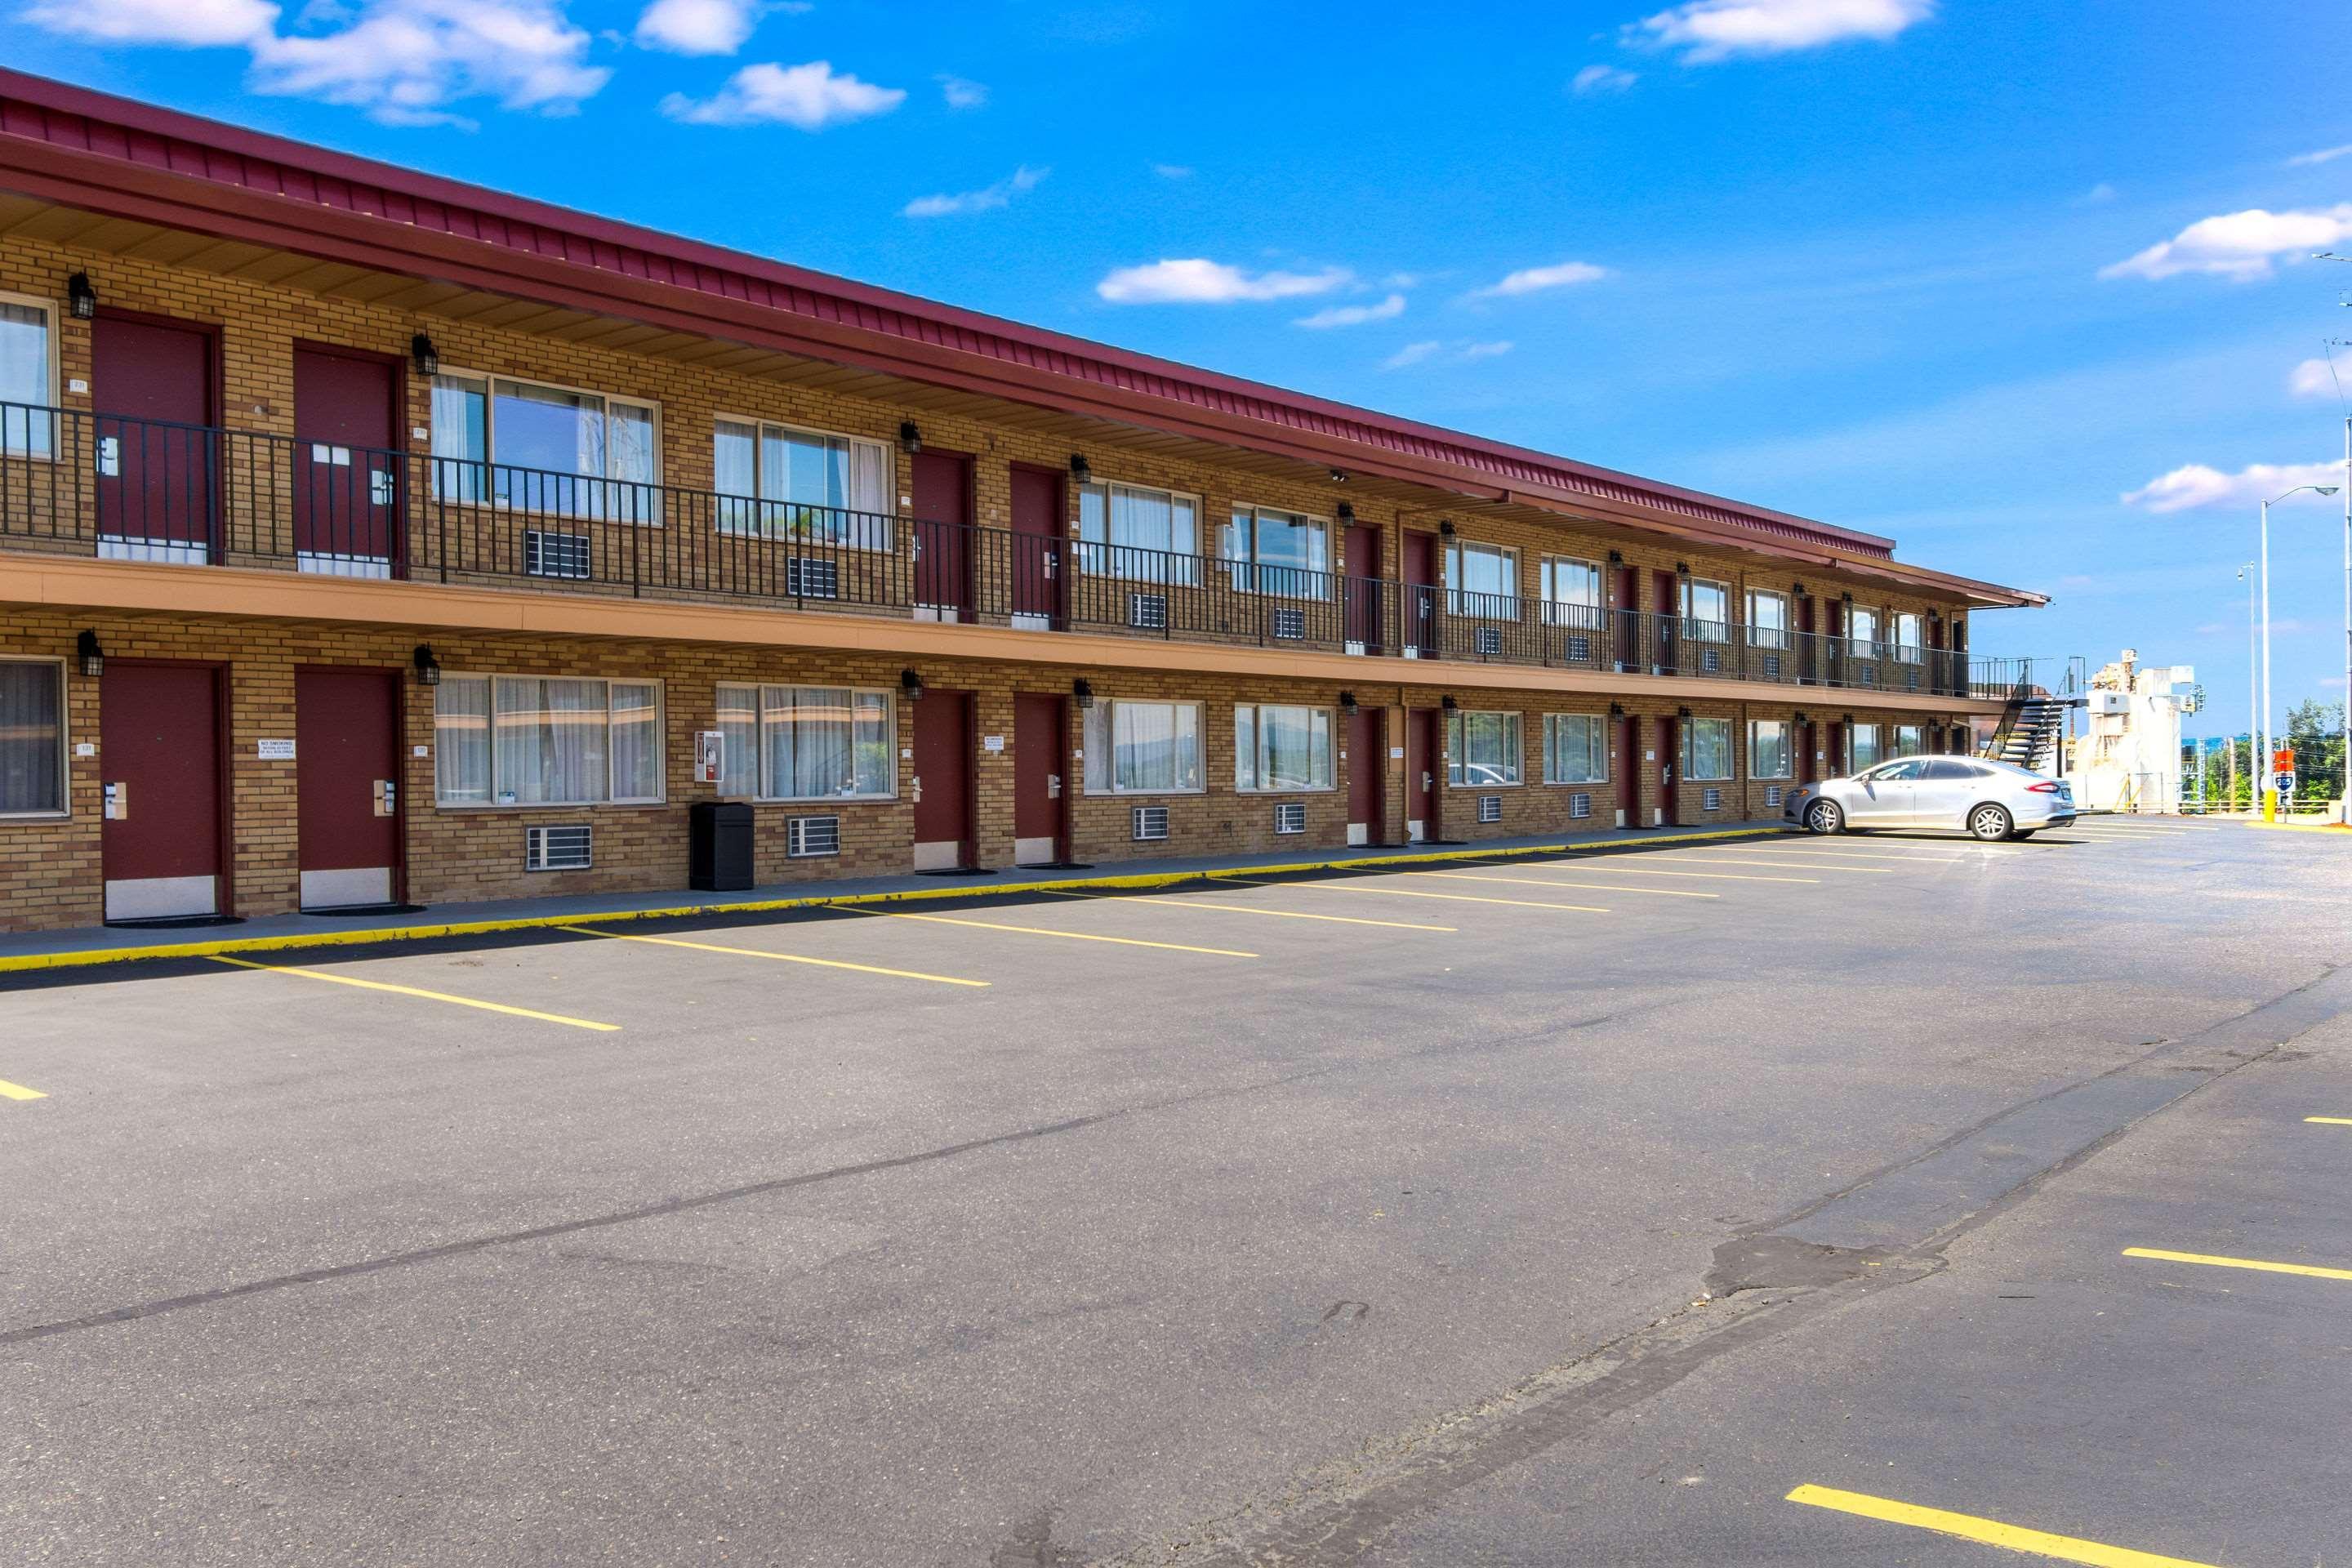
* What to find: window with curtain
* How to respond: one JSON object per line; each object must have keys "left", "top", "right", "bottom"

{"left": 1543, "top": 714, "right": 1606, "bottom": 784}
{"left": 433, "top": 675, "right": 665, "bottom": 805}
{"left": 0, "top": 298, "right": 55, "bottom": 458}
{"left": 1745, "top": 590, "right": 1789, "bottom": 648}
{"left": 1446, "top": 709, "right": 1522, "bottom": 786}
{"left": 1848, "top": 723, "right": 1884, "bottom": 772}
{"left": 430, "top": 373, "right": 659, "bottom": 521}
{"left": 1076, "top": 480, "right": 1200, "bottom": 583}
{"left": 713, "top": 684, "right": 893, "bottom": 799}
{"left": 1444, "top": 540, "right": 1519, "bottom": 617}
{"left": 1892, "top": 723, "right": 1926, "bottom": 757}
{"left": 1847, "top": 605, "right": 1882, "bottom": 657}
{"left": 1234, "top": 704, "right": 1333, "bottom": 791}
{"left": 1222, "top": 506, "right": 1330, "bottom": 597}
{"left": 1893, "top": 612, "right": 1923, "bottom": 662}
{"left": 1081, "top": 700, "right": 1203, "bottom": 793}
{"left": 0, "top": 659, "right": 64, "bottom": 815}
{"left": 1682, "top": 578, "right": 1731, "bottom": 641}
{"left": 1539, "top": 558, "right": 1604, "bottom": 629}
{"left": 711, "top": 419, "right": 891, "bottom": 548}
{"left": 1748, "top": 719, "right": 1792, "bottom": 779}
{"left": 1682, "top": 716, "right": 1733, "bottom": 781}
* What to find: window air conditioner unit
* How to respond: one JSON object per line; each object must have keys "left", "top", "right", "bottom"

{"left": 1273, "top": 801, "right": 1306, "bottom": 835}
{"left": 1131, "top": 804, "right": 1169, "bottom": 841}
{"left": 787, "top": 815, "right": 840, "bottom": 858}
{"left": 1765, "top": 785, "right": 1783, "bottom": 808}
{"left": 1129, "top": 593, "right": 1168, "bottom": 630}
{"left": 1762, "top": 653, "right": 1782, "bottom": 679}
{"left": 524, "top": 823, "right": 592, "bottom": 871}
{"left": 523, "top": 529, "right": 591, "bottom": 580}
{"left": 1702, "top": 787, "right": 1723, "bottom": 812}
{"left": 786, "top": 557, "right": 840, "bottom": 599}
{"left": 1478, "top": 795, "right": 1503, "bottom": 823}
{"left": 1271, "top": 608, "right": 1306, "bottom": 640}
{"left": 1569, "top": 791, "right": 1592, "bottom": 820}
{"left": 1699, "top": 645, "right": 1723, "bottom": 674}
{"left": 1474, "top": 626, "right": 1503, "bottom": 657}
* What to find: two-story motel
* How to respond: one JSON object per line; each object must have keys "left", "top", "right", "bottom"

{"left": 0, "top": 71, "right": 2043, "bottom": 933}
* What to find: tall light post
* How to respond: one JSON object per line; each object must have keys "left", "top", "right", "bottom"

{"left": 2239, "top": 561, "right": 2256, "bottom": 809}
{"left": 2306, "top": 262, "right": 2352, "bottom": 821}
{"left": 2261, "top": 483, "right": 2340, "bottom": 818}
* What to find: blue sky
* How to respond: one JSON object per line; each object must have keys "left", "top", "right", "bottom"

{"left": 11, "top": 0, "right": 2352, "bottom": 725}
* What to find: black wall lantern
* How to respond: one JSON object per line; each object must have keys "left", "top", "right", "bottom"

{"left": 411, "top": 644, "right": 441, "bottom": 686}
{"left": 1440, "top": 694, "right": 1459, "bottom": 710}
{"left": 898, "top": 421, "right": 923, "bottom": 454}
{"left": 67, "top": 272, "right": 96, "bottom": 320}
{"left": 1794, "top": 710, "right": 1811, "bottom": 724}
{"left": 1329, "top": 468, "right": 1348, "bottom": 483}
{"left": 1677, "top": 706, "right": 1693, "bottom": 719}
{"left": 1842, "top": 590, "right": 1855, "bottom": 604}
{"left": 1792, "top": 581, "right": 1806, "bottom": 597}
{"left": 1335, "top": 501, "right": 1355, "bottom": 523}
{"left": 1069, "top": 453, "right": 1093, "bottom": 486}
{"left": 1606, "top": 549, "right": 1624, "bottom": 565}
{"left": 75, "top": 629, "right": 103, "bottom": 679}
{"left": 1437, "top": 519, "right": 1457, "bottom": 536}
{"left": 1675, "top": 561, "right": 1690, "bottom": 577}
{"left": 410, "top": 333, "right": 439, "bottom": 377}
{"left": 1338, "top": 690, "right": 1359, "bottom": 715}
{"left": 1608, "top": 701, "right": 1625, "bottom": 717}
{"left": 1072, "top": 677, "right": 1094, "bottom": 710}
{"left": 899, "top": 668, "right": 925, "bottom": 702}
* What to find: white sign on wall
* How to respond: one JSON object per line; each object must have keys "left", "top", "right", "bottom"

{"left": 256, "top": 738, "right": 296, "bottom": 760}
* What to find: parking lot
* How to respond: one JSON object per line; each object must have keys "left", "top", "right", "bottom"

{"left": 3, "top": 818, "right": 2346, "bottom": 1566}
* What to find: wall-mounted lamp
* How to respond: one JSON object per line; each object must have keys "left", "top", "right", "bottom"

{"left": 1335, "top": 501, "right": 1355, "bottom": 523}
{"left": 410, "top": 333, "right": 439, "bottom": 377}
{"left": 67, "top": 272, "right": 96, "bottom": 321}
{"left": 1437, "top": 519, "right": 1457, "bottom": 536}
{"left": 75, "top": 629, "right": 104, "bottom": 679}
{"left": 1842, "top": 590, "right": 1855, "bottom": 604}
{"left": 899, "top": 668, "right": 925, "bottom": 702}
{"left": 1338, "top": 690, "right": 1358, "bottom": 715}
{"left": 1608, "top": 701, "right": 1626, "bottom": 717}
{"left": 1606, "top": 550, "right": 1624, "bottom": 565}
{"left": 1072, "top": 677, "right": 1094, "bottom": 710}
{"left": 1677, "top": 706, "right": 1692, "bottom": 719}
{"left": 1793, "top": 710, "right": 1810, "bottom": 724}
{"left": 1675, "top": 561, "right": 1690, "bottom": 576}
{"left": 1440, "top": 694, "right": 1459, "bottom": 710}
{"left": 1329, "top": 468, "right": 1348, "bottom": 483}
{"left": 1069, "top": 453, "right": 1093, "bottom": 486}
{"left": 898, "top": 421, "right": 923, "bottom": 454}
{"left": 411, "top": 644, "right": 441, "bottom": 686}
{"left": 1842, "top": 712, "right": 1855, "bottom": 724}
{"left": 1792, "top": 581, "right": 1806, "bottom": 597}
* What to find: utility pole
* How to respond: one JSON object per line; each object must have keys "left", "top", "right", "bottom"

{"left": 2239, "top": 562, "right": 2256, "bottom": 813}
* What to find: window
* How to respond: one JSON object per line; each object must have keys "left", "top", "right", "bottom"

{"left": 1744, "top": 590, "right": 1789, "bottom": 649}
{"left": 1446, "top": 709, "right": 1522, "bottom": 786}
{"left": 1847, "top": 605, "right": 1881, "bottom": 657}
{"left": 1078, "top": 481, "right": 1200, "bottom": 581}
{"left": 1891, "top": 723, "right": 1927, "bottom": 758}
{"left": 434, "top": 675, "right": 664, "bottom": 806}
{"left": 1539, "top": 558, "right": 1605, "bottom": 629}
{"left": 1234, "top": 704, "right": 1334, "bottom": 791}
{"left": 430, "top": 373, "right": 658, "bottom": 520}
{"left": 0, "top": 659, "right": 65, "bottom": 816}
{"left": 1083, "top": 700, "right": 1203, "bottom": 793}
{"left": 1222, "top": 506, "right": 1330, "bottom": 596}
{"left": 1848, "top": 723, "right": 1883, "bottom": 772}
{"left": 1444, "top": 540, "right": 1519, "bottom": 617}
{"left": 1892, "top": 612, "right": 1923, "bottom": 662}
{"left": 1682, "top": 578, "right": 1731, "bottom": 641}
{"left": 1543, "top": 713, "right": 1606, "bottom": 784}
{"left": 1748, "top": 718, "right": 1792, "bottom": 780}
{"left": 712, "top": 419, "right": 890, "bottom": 548}
{"left": 0, "top": 296, "right": 56, "bottom": 457}
{"left": 714, "top": 684, "right": 893, "bottom": 800}
{"left": 1682, "top": 716, "right": 1733, "bottom": 781}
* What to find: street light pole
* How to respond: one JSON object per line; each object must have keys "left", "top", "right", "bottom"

{"left": 2261, "top": 483, "right": 2342, "bottom": 818}
{"left": 2240, "top": 561, "right": 2256, "bottom": 810}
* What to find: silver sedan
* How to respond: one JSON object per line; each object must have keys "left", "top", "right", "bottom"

{"left": 1780, "top": 756, "right": 2076, "bottom": 841}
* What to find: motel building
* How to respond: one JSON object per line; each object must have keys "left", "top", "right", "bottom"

{"left": 0, "top": 71, "right": 2043, "bottom": 935}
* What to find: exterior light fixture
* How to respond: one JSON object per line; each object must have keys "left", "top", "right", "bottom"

{"left": 1675, "top": 561, "right": 1690, "bottom": 577}
{"left": 1329, "top": 468, "right": 1348, "bottom": 483}
{"left": 1677, "top": 706, "right": 1692, "bottom": 719}
{"left": 1441, "top": 694, "right": 1459, "bottom": 710}
{"left": 1794, "top": 710, "right": 1810, "bottom": 724}
{"left": 1608, "top": 702, "right": 1625, "bottom": 717}
{"left": 1842, "top": 590, "right": 1855, "bottom": 604}
{"left": 412, "top": 644, "right": 441, "bottom": 686}
{"left": 1606, "top": 550, "right": 1624, "bottom": 565}
{"left": 1072, "top": 677, "right": 1094, "bottom": 710}
{"left": 1437, "top": 519, "right": 1457, "bottom": 536}
{"left": 410, "top": 333, "right": 439, "bottom": 377}
{"left": 899, "top": 668, "right": 925, "bottom": 702}
{"left": 1792, "top": 581, "right": 1806, "bottom": 596}
{"left": 76, "top": 629, "right": 103, "bottom": 678}
{"left": 1336, "top": 501, "right": 1355, "bottom": 523}
{"left": 1338, "top": 690, "right": 1358, "bottom": 715}
{"left": 898, "top": 421, "right": 922, "bottom": 454}
{"left": 1069, "top": 453, "right": 1092, "bottom": 486}
{"left": 67, "top": 272, "right": 96, "bottom": 320}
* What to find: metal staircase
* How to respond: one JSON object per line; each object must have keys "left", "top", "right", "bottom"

{"left": 1993, "top": 695, "right": 2069, "bottom": 773}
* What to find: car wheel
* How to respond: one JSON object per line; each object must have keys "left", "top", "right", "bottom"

{"left": 1804, "top": 800, "right": 1843, "bottom": 835}
{"left": 1969, "top": 804, "right": 2013, "bottom": 842}
{"left": 2011, "top": 830, "right": 2036, "bottom": 840}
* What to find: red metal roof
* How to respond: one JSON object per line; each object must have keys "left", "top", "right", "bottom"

{"left": 0, "top": 69, "right": 2045, "bottom": 605}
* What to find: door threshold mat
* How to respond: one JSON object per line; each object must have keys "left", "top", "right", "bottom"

{"left": 1015, "top": 862, "right": 1095, "bottom": 872}
{"left": 299, "top": 903, "right": 428, "bottom": 918}
{"left": 916, "top": 867, "right": 1001, "bottom": 876}
{"left": 102, "top": 915, "right": 248, "bottom": 930}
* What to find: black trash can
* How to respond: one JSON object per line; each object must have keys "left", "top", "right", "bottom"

{"left": 689, "top": 801, "right": 755, "bottom": 891}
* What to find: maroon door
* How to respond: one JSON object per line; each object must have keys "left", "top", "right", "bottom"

{"left": 1405, "top": 708, "right": 1439, "bottom": 840}
{"left": 1347, "top": 704, "right": 1384, "bottom": 843}
{"left": 911, "top": 450, "right": 974, "bottom": 621}
{"left": 1799, "top": 722, "right": 1819, "bottom": 784}
{"left": 100, "top": 662, "right": 224, "bottom": 920}
{"left": 1653, "top": 569, "right": 1681, "bottom": 674}
{"left": 1403, "top": 531, "right": 1438, "bottom": 658}
{"left": 1797, "top": 593, "right": 1816, "bottom": 682}
{"left": 1616, "top": 715, "right": 1639, "bottom": 822}
{"left": 1009, "top": 466, "right": 1063, "bottom": 628}
{"left": 1827, "top": 721, "right": 1846, "bottom": 778}
{"left": 91, "top": 315, "right": 216, "bottom": 559}
{"left": 1656, "top": 715, "right": 1680, "bottom": 826}
{"left": 911, "top": 688, "right": 973, "bottom": 869}
{"left": 1613, "top": 563, "right": 1639, "bottom": 671}
{"left": 292, "top": 345, "right": 402, "bottom": 574}
{"left": 1013, "top": 691, "right": 1066, "bottom": 866}
{"left": 296, "top": 666, "right": 403, "bottom": 908}
{"left": 1343, "top": 523, "right": 1384, "bottom": 653}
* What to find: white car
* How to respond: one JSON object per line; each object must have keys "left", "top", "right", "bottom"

{"left": 1780, "top": 756, "right": 2076, "bottom": 841}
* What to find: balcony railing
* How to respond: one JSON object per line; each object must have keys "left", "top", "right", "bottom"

{"left": 0, "top": 402, "right": 2003, "bottom": 698}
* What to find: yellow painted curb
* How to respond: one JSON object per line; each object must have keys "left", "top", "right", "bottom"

{"left": 2241, "top": 817, "right": 2352, "bottom": 833}
{"left": 0, "top": 825, "right": 1785, "bottom": 977}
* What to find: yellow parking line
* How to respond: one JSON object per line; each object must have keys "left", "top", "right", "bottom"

{"left": 1226, "top": 878, "right": 1606, "bottom": 914}
{"left": 1415, "top": 871, "right": 1719, "bottom": 900}
{"left": 1786, "top": 1484, "right": 2217, "bottom": 1566}
{"left": 208, "top": 956, "right": 620, "bottom": 1031}
{"left": 560, "top": 926, "right": 989, "bottom": 987}
{"left": 2123, "top": 1246, "right": 2352, "bottom": 1284}
{"left": 1714, "top": 845, "right": 1970, "bottom": 864}
{"left": 2305, "top": 1116, "right": 2352, "bottom": 1126}
{"left": 849, "top": 908, "right": 1257, "bottom": 958}
{"left": 1037, "top": 889, "right": 1454, "bottom": 932}
{"left": 1547, "top": 862, "right": 1820, "bottom": 884}
{"left": 1641, "top": 853, "right": 1894, "bottom": 875}
{"left": 0, "top": 1078, "right": 47, "bottom": 1101}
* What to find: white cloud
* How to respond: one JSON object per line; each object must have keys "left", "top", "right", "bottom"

{"left": 2291, "top": 358, "right": 2344, "bottom": 400}
{"left": 1459, "top": 340, "right": 1514, "bottom": 359}
{"left": 937, "top": 74, "right": 987, "bottom": 109}
{"left": 1470, "top": 260, "right": 1608, "bottom": 298}
{"left": 1381, "top": 339, "right": 1513, "bottom": 370}
{"left": 20, "top": 0, "right": 276, "bottom": 46}
{"left": 633, "top": 0, "right": 764, "bottom": 55}
{"left": 661, "top": 59, "right": 903, "bottom": 127}
{"left": 1294, "top": 293, "right": 1405, "bottom": 329}
{"left": 1152, "top": 163, "right": 1193, "bottom": 180}
{"left": 1095, "top": 258, "right": 1352, "bottom": 305}
{"left": 2077, "top": 182, "right": 2117, "bottom": 206}
{"left": 249, "top": 0, "right": 610, "bottom": 124}
{"left": 2100, "top": 204, "right": 2352, "bottom": 283}
{"left": 2287, "top": 144, "right": 2352, "bottom": 168}
{"left": 1570, "top": 63, "right": 1637, "bottom": 93}
{"left": 2122, "top": 459, "right": 2345, "bottom": 514}
{"left": 902, "top": 164, "right": 1046, "bottom": 218}
{"left": 1383, "top": 341, "right": 1441, "bottom": 370}
{"left": 1629, "top": 0, "right": 1934, "bottom": 62}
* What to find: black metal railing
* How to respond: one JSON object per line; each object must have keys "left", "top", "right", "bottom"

{"left": 0, "top": 400, "right": 2004, "bottom": 698}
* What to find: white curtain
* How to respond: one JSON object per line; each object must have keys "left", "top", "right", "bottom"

{"left": 433, "top": 676, "right": 491, "bottom": 804}
{"left": 1258, "top": 706, "right": 1327, "bottom": 791}
{"left": 608, "top": 681, "right": 662, "bottom": 800}
{"left": 715, "top": 684, "right": 758, "bottom": 796}
{"left": 1112, "top": 702, "right": 1199, "bottom": 792}
{"left": 763, "top": 685, "right": 856, "bottom": 798}
{"left": 496, "top": 676, "right": 608, "bottom": 804}
{"left": 0, "top": 660, "right": 61, "bottom": 813}
{"left": 0, "top": 304, "right": 51, "bottom": 457}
